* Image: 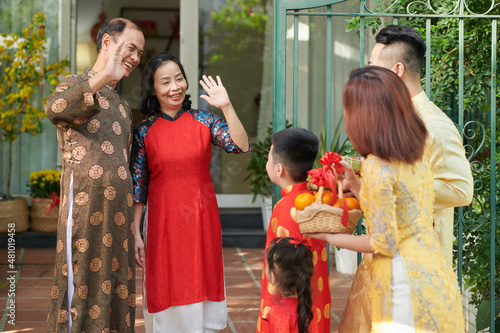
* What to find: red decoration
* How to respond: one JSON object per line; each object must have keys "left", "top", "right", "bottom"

{"left": 307, "top": 151, "right": 349, "bottom": 227}
{"left": 44, "top": 192, "right": 60, "bottom": 214}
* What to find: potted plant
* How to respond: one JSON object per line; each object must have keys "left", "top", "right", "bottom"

{"left": 0, "top": 12, "right": 69, "bottom": 233}
{"left": 27, "top": 170, "right": 61, "bottom": 233}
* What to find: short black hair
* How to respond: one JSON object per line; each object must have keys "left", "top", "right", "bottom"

{"left": 375, "top": 25, "right": 426, "bottom": 76}
{"left": 96, "top": 18, "right": 142, "bottom": 54}
{"left": 271, "top": 128, "right": 319, "bottom": 182}
{"left": 140, "top": 53, "right": 192, "bottom": 116}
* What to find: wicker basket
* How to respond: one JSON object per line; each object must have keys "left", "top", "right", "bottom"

{"left": 296, "top": 185, "right": 361, "bottom": 234}
{"left": 0, "top": 197, "right": 29, "bottom": 233}
{"left": 30, "top": 198, "right": 59, "bottom": 233}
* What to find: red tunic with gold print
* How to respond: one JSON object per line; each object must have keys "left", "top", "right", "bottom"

{"left": 257, "top": 183, "right": 331, "bottom": 333}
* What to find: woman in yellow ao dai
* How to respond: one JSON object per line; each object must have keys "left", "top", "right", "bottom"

{"left": 307, "top": 66, "right": 464, "bottom": 332}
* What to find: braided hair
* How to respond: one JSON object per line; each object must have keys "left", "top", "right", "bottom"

{"left": 266, "top": 237, "right": 314, "bottom": 333}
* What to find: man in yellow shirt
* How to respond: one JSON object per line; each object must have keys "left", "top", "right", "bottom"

{"left": 339, "top": 24, "right": 474, "bottom": 332}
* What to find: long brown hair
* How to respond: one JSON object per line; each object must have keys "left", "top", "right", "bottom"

{"left": 343, "top": 66, "right": 427, "bottom": 164}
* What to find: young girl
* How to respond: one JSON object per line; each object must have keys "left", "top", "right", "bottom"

{"left": 264, "top": 237, "right": 314, "bottom": 333}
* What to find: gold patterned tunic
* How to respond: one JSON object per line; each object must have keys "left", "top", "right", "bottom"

{"left": 361, "top": 154, "right": 464, "bottom": 332}
{"left": 45, "top": 69, "right": 135, "bottom": 332}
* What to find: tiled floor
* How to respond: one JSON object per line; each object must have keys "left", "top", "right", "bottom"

{"left": 0, "top": 248, "right": 353, "bottom": 333}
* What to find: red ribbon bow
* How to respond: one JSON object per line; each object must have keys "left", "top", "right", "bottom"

{"left": 45, "top": 193, "right": 60, "bottom": 214}
{"left": 277, "top": 237, "right": 312, "bottom": 249}
{"left": 307, "top": 151, "right": 349, "bottom": 227}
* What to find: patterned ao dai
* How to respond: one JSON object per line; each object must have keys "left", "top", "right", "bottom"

{"left": 45, "top": 69, "right": 136, "bottom": 332}
{"left": 360, "top": 154, "right": 464, "bottom": 332}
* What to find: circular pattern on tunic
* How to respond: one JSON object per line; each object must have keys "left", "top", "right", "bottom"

{"left": 74, "top": 117, "right": 89, "bottom": 125}
{"left": 102, "top": 233, "right": 113, "bottom": 247}
{"left": 89, "top": 305, "right": 101, "bottom": 319}
{"left": 72, "top": 146, "right": 86, "bottom": 160}
{"left": 127, "top": 193, "right": 133, "bottom": 207}
{"left": 276, "top": 226, "right": 289, "bottom": 238}
{"left": 263, "top": 306, "right": 271, "bottom": 318}
{"left": 114, "top": 212, "right": 125, "bottom": 226}
{"left": 267, "top": 282, "right": 278, "bottom": 295}
{"left": 62, "top": 264, "right": 68, "bottom": 277}
{"left": 123, "top": 148, "right": 128, "bottom": 162}
{"left": 98, "top": 96, "right": 110, "bottom": 109}
{"left": 126, "top": 313, "right": 130, "bottom": 327}
{"left": 102, "top": 328, "right": 110, "bottom": 333}
{"left": 282, "top": 185, "right": 293, "bottom": 195}
{"left": 58, "top": 309, "right": 69, "bottom": 323}
{"left": 78, "top": 285, "right": 88, "bottom": 299}
{"left": 290, "top": 207, "right": 297, "bottom": 222}
{"left": 117, "top": 166, "right": 127, "bottom": 180}
{"left": 101, "top": 141, "right": 114, "bottom": 155}
{"left": 89, "top": 165, "right": 104, "bottom": 179}
{"left": 116, "top": 284, "right": 128, "bottom": 299}
{"left": 128, "top": 266, "right": 133, "bottom": 280}
{"left": 112, "top": 121, "right": 122, "bottom": 135}
{"left": 55, "top": 83, "right": 69, "bottom": 92}
{"left": 67, "top": 128, "right": 72, "bottom": 137}
{"left": 131, "top": 222, "right": 135, "bottom": 236}
{"left": 270, "top": 217, "right": 278, "bottom": 233}
{"left": 90, "top": 258, "right": 102, "bottom": 272}
{"left": 316, "top": 308, "right": 321, "bottom": 322}
{"left": 75, "top": 192, "right": 89, "bottom": 206}
{"left": 51, "top": 98, "right": 67, "bottom": 114}
{"left": 321, "top": 247, "right": 327, "bottom": 262}
{"left": 324, "top": 304, "right": 330, "bottom": 319}
{"left": 57, "top": 240, "right": 63, "bottom": 253}
{"left": 51, "top": 286, "right": 59, "bottom": 299}
{"left": 111, "top": 258, "right": 119, "bottom": 271}
{"left": 119, "top": 104, "right": 127, "bottom": 118}
{"left": 55, "top": 124, "right": 66, "bottom": 132}
{"left": 129, "top": 293, "right": 136, "bottom": 307}
{"left": 62, "top": 194, "right": 67, "bottom": 207}
{"left": 87, "top": 119, "right": 100, "bottom": 133}
{"left": 90, "top": 211, "right": 104, "bottom": 226}
{"left": 84, "top": 92, "right": 94, "bottom": 106}
{"left": 128, "top": 134, "right": 131, "bottom": 147}
{"left": 318, "top": 276, "right": 324, "bottom": 292}
{"left": 313, "top": 251, "right": 318, "bottom": 266}
{"left": 101, "top": 280, "right": 111, "bottom": 294}
{"left": 76, "top": 238, "right": 89, "bottom": 252}
{"left": 123, "top": 239, "right": 129, "bottom": 252}
{"left": 104, "top": 186, "right": 117, "bottom": 200}
{"left": 70, "top": 307, "right": 77, "bottom": 321}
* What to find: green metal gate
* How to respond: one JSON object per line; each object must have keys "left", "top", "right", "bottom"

{"left": 273, "top": 0, "right": 498, "bottom": 331}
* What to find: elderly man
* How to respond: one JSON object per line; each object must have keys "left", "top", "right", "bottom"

{"left": 45, "top": 18, "right": 144, "bottom": 332}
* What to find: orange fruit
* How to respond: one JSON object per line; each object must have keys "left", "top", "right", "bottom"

{"left": 314, "top": 190, "right": 336, "bottom": 206}
{"left": 294, "top": 193, "right": 315, "bottom": 210}
{"left": 333, "top": 197, "right": 360, "bottom": 210}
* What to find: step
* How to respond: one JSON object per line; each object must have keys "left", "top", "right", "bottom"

{"left": 0, "top": 231, "right": 57, "bottom": 248}
{"left": 219, "top": 208, "right": 263, "bottom": 229}
{"left": 221, "top": 228, "right": 266, "bottom": 248}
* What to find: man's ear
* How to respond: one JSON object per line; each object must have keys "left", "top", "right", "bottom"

{"left": 101, "top": 33, "right": 112, "bottom": 51}
{"left": 392, "top": 62, "right": 405, "bottom": 78}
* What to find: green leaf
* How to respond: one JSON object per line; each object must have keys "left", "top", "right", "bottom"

{"left": 476, "top": 298, "right": 500, "bottom": 331}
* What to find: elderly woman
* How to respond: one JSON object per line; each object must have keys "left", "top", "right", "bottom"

{"left": 130, "top": 53, "right": 250, "bottom": 332}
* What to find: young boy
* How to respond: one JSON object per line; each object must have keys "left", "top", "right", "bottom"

{"left": 257, "top": 128, "right": 331, "bottom": 333}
